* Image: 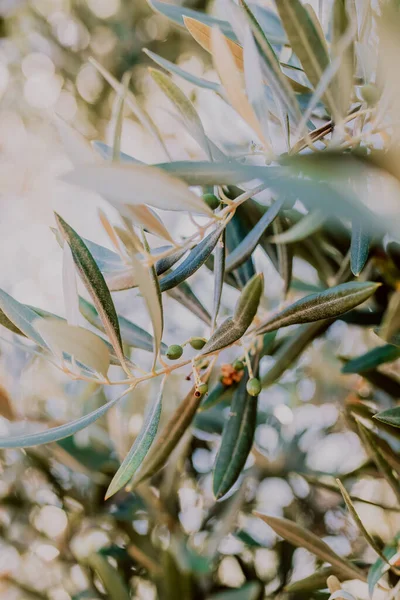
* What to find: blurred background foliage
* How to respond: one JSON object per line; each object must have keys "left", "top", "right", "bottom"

{"left": 0, "top": 1, "right": 399, "bottom": 600}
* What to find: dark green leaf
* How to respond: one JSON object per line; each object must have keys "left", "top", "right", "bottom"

{"left": 213, "top": 371, "right": 258, "bottom": 499}
{"left": 86, "top": 553, "right": 130, "bottom": 600}
{"left": 212, "top": 229, "right": 225, "bottom": 328}
{"left": 257, "top": 281, "right": 380, "bottom": 334}
{"left": 201, "top": 274, "right": 263, "bottom": 355}
{"left": 374, "top": 407, "right": 400, "bottom": 429}
{"left": 272, "top": 216, "right": 293, "bottom": 298}
{"left": 351, "top": 222, "right": 370, "bottom": 276}
{"left": 341, "top": 344, "right": 400, "bottom": 374}
{"left": 199, "top": 381, "right": 234, "bottom": 413}
{"left": 225, "top": 198, "right": 284, "bottom": 273}
{"left": 268, "top": 210, "right": 326, "bottom": 244}
{"left": 55, "top": 214, "right": 127, "bottom": 371}
{"left": 368, "top": 545, "right": 398, "bottom": 597}
{"left": 159, "top": 226, "right": 224, "bottom": 292}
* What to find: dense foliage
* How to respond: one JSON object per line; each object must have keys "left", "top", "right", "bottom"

{"left": 1, "top": 1, "right": 400, "bottom": 599}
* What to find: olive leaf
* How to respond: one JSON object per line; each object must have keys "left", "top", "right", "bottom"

{"left": 256, "top": 281, "right": 380, "bottom": 335}
{"left": 0, "top": 289, "right": 47, "bottom": 347}
{"left": 0, "top": 388, "right": 129, "bottom": 449}
{"left": 213, "top": 366, "right": 258, "bottom": 499}
{"left": 272, "top": 216, "right": 293, "bottom": 298}
{"left": 199, "top": 381, "right": 234, "bottom": 413}
{"left": 130, "top": 252, "right": 163, "bottom": 368}
{"left": 150, "top": 68, "right": 211, "bottom": 159}
{"left": 332, "top": 0, "right": 355, "bottom": 119}
{"left": 225, "top": 198, "right": 284, "bottom": 273}
{"left": 62, "top": 242, "right": 80, "bottom": 326}
{"left": 201, "top": 273, "right": 263, "bottom": 355}
{"left": 167, "top": 282, "right": 212, "bottom": 326}
{"left": 253, "top": 514, "right": 367, "bottom": 582}
{"left": 350, "top": 222, "right": 370, "bottom": 276}
{"left": 34, "top": 318, "right": 110, "bottom": 377}
{"left": 78, "top": 296, "right": 166, "bottom": 354}
{"left": 212, "top": 229, "right": 225, "bottom": 329}
{"left": 92, "top": 140, "right": 142, "bottom": 164}
{"left": 267, "top": 210, "right": 326, "bottom": 244}
{"left": 368, "top": 544, "right": 399, "bottom": 597}
{"left": 86, "top": 553, "right": 130, "bottom": 600}
{"left": 159, "top": 226, "right": 224, "bottom": 292}
{"left": 341, "top": 344, "right": 400, "bottom": 374}
{"left": 105, "top": 379, "right": 165, "bottom": 499}
{"left": 55, "top": 213, "right": 128, "bottom": 372}
{"left": 275, "top": 0, "right": 337, "bottom": 116}
{"left": 61, "top": 163, "right": 214, "bottom": 215}
{"left": 374, "top": 407, "right": 400, "bottom": 429}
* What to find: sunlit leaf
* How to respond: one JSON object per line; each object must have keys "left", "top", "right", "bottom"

{"left": 213, "top": 370, "right": 257, "bottom": 499}
{"left": 368, "top": 544, "right": 398, "bottom": 597}
{"left": 150, "top": 67, "right": 211, "bottom": 159}
{"left": 254, "top": 514, "right": 367, "bottom": 582}
{"left": 105, "top": 379, "right": 165, "bottom": 499}
{"left": 159, "top": 226, "right": 224, "bottom": 292}
{"left": 61, "top": 163, "right": 213, "bottom": 215}
{"left": 55, "top": 214, "right": 127, "bottom": 371}
{"left": 275, "top": 0, "right": 337, "bottom": 115}
{"left": 144, "top": 49, "right": 222, "bottom": 93}
{"left": 78, "top": 296, "right": 165, "bottom": 354}
{"left": 34, "top": 318, "right": 110, "bottom": 377}
{"left": 124, "top": 204, "right": 174, "bottom": 243}
{"left": 0, "top": 289, "right": 47, "bottom": 347}
{"left": 257, "top": 282, "right": 380, "bottom": 334}
{"left": 130, "top": 253, "right": 163, "bottom": 367}
{"left": 332, "top": 0, "right": 355, "bottom": 119}
{"left": 0, "top": 388, "right": 128, "bottom": 448}
{"left": 209, "top": 25, "right": 268, "bottom": 146}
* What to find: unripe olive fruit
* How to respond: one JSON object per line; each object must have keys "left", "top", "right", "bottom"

{"left": 195, "top": 383, "right": 209, "bottom": 397}
{"left": 189, "top": 337, "right": 207, "bottom": 350}
{"left": 360, "top": 83, "right": 380, "bottom": 106}
{"left": 202, "top": 193, "right": 220, "bottom": 211}
{"left": 246, "top": 377, "right": 261, "bottom": 397}
{"left": 166, "top": 344, "right": 183, "bottom": 360}
{"left": 233, "top": 359, "right": 245, "bottom": 371}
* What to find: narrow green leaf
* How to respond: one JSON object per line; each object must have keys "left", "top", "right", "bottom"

{"left": 0, "top": 307, "right": 25, "bottom": 336}
{"left": 368, "top": 545, "right": 398, "bottom": 597}
{"left": 374, "top": 407, "right": 400, "bottom": 429}
{"left": 275, "top": 0, "right": 337, "bottom": 115}
{"left": 226, "top": 207, "right": 256, "bottom": 288}
{"left": 144, "top": 49, "right": 222, "bottom": 93}
{"left": 0, "top": 289, "right": 47, "bottom": 347}
{"left": 357, "top": 423, "right": 400, "bottom": 505}
{"left": 272, "top": 216, "right": 293, "bottom": 298}
{"left": 332, "top": 0, "right": 355, "bottom": 119}
{"left": 78, "top": 296, "right": 166, "bottom": 354}
{"left": 131, "top": 378, "right": 210, "bottom": 487}
{"left": 380, "top": 290, "right": 400, "bottom": 345}
{"left": 213, "top": 370, "right": 258, "bottom": 499}
{"left": 350, "top": 222, "right": 370, "bottom": 276}
{"left": 167, "top": 282, "right": 212, "bottom": 326}
{"left": 0, "top": 389, "right": 127, "bottom": 448}
{"left": 201, "top": 273, "right": 263, "bottom": 355}
{"left": 150, "top": 68, "right": 211, "bottom": 158}
{"left": 256, "top": 281, "right": 380, "bottom": 335}
{"left": 268, "top": 210, "right": 326, "bottom": 244}
{"left": 212, "top": 229, "right": 225, "bottom": 329}
{"left": 86, "top": 553, "right": 130, "bottom": 600}
{"left": 225, "top": 198, "right": 284, "bottom": 273}
{"left": 239, "top": 0, "right": 302, "bottom": 126}
{"left": 159, "top": 226, "right": 224, "bottom": 292}
{"left": 55, "top": 214, "right": 127, "bottom": 371}
{"left": 105, "top": 380, "right": 164, "bottom": 499}
{"left": 112, "top": 72, "right": 130, "bottom": 161}
{"left": 336, "top": 479, "right": 389, "bottom": 565}
{"left": 285, "top": 566, "right": 347, "bottom": 593}
{"left": 341, "top": 344, "right": 400, "bottom": 374}
{"left": 148, "top": 0, "right": 237, "bottom": 40}
{"left": 254, "top": 514, "right": 367, "bottom": 582}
